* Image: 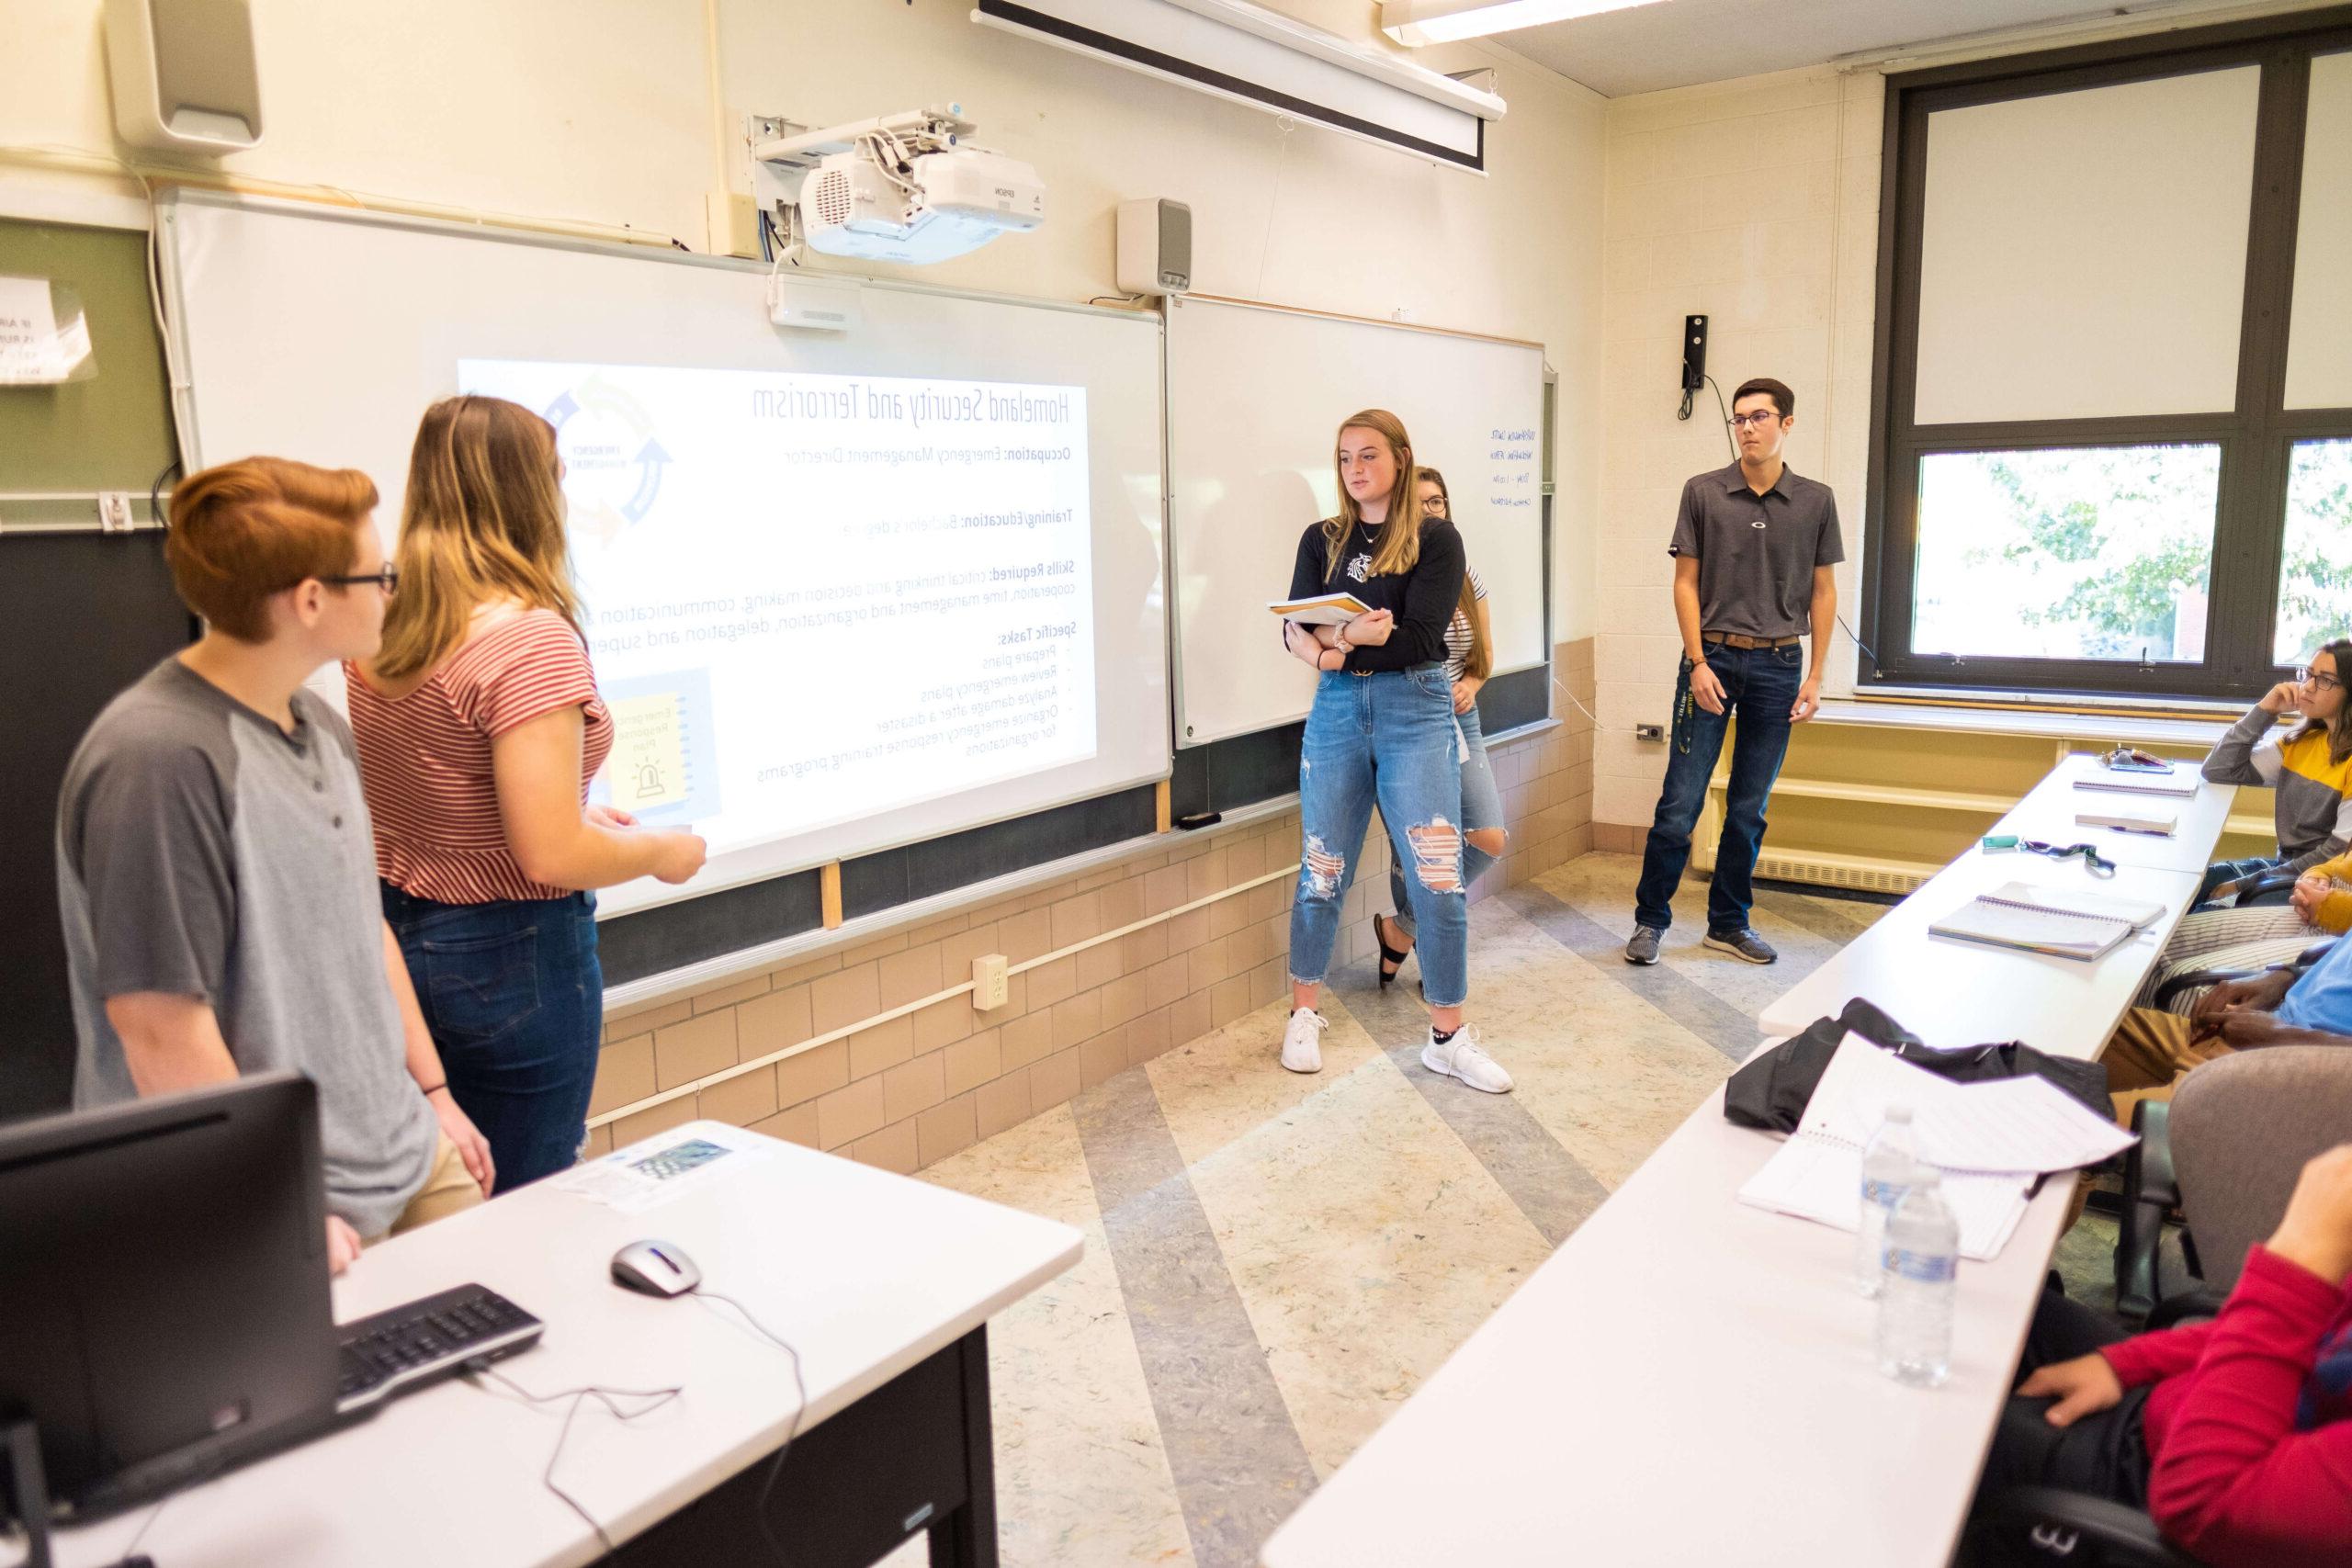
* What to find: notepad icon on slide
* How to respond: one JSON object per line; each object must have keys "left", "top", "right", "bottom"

{"left": 610, "top": 694, "right": 692, "bottom": 810}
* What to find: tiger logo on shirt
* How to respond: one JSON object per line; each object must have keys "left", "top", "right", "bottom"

{"left": 1346, "top": 553, "right": 1373, "bottom": 583}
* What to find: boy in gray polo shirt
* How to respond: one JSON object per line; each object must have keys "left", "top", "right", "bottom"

{"left": 56, "top": 457, "right": 492, "bottom": 1270}
{"left": 1627, "top": 378, "right": 1843, "bottom": 968}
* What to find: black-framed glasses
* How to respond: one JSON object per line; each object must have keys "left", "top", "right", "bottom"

{"left": 1422, "top": 498, "right": 1449, "bottom": 515}
{"left": 321, "top": 566, "right": 400, "bottom": 594}
{"left": 2295, "top": 665, "right": 2342, "bottom": 693}
{"left": 2022, "top": 840, "right": 2117, "bottom": 877}
{"left": 1727, "top": 411, "right": 1781, "bottom": 430}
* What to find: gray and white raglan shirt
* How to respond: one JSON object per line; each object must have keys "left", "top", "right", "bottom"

{"left": 56, "top": 659, "right": 437, "bottom": 1236}
{"left": 2202, "top": 705, "right": 2352, "bottom": 876}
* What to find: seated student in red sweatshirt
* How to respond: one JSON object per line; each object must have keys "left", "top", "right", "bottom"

{"left": 1972, "top": 1144, "right": 2352, "bottom": 1567}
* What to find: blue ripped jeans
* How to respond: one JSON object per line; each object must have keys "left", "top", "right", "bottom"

{"left": 1388, "top": 700, "right": 1503, "bottom": 939}
{"left": 1633, "top": 639, "right": 1801, "bottom": 935}
{"left": 1288, "top": 666, "right": 1469, "bottom": 1008}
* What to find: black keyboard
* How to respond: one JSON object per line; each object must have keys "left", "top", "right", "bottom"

{"left": 336, "top": 1282, "right": 543, "bottom": 1414}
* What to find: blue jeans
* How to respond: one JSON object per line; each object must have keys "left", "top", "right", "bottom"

{"left": 1289, "top": 666, "right": 1469, "bottom": 1007}
{"left": 1388, "top": 700, "right": 1502, "bottom": 940}
{"left": 1633, "top": 639, "right": 1802, "bottom": 934}
{"left": 382, "top": 884, "right": 603, "bottom": 1193}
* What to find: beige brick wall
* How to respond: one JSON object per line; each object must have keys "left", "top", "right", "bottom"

{"left": 584, "top": 637, "right": 1594, "bottom": 1175}
{"left": 1595, "top": 65, "right": 1883, "bottom": 826}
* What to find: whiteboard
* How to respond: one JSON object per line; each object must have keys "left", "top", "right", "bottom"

{"left": 1165, "top": 295, "right": 1545, "bottom": 747}
{"left": 159, "top": 191, "right": 1169, "bottom": 918}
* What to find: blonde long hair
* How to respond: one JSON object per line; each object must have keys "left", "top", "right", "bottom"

{"left": 1418, "top": 465, "right": 1489, "bottom": 682}
{"left": 374, "top": 395, "right": 581, "bottom": 681}
{"left": 1318, "top": 409, "right": 1423, "bottom": 584}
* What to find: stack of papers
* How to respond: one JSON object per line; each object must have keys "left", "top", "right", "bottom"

{"left": 1737, "top": 1034, "right": 2136, "bottom": 1261}
{"left": 1928, "top": 881, "right": 2165, "bottom": 961}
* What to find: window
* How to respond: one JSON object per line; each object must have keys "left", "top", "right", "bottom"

{"left": 1912, "top": 446, "right": 2221, "bottom": 664}
{"left": 2277, "top": 438, "right": 2352, "bottom": 661}
{"left": 1868, "top": 21, "right": 2352, "bottom": 701}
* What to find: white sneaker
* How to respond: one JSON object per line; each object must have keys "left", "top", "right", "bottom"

{"left": 1421, "top": 1026, "right": 1513, "bottom": 1094}
{"left": 1282, "top": 1009, "right": 1328, "bottom": 1074}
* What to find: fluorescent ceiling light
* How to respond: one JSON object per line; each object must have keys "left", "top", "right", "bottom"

{"left": 1382, "top": 0, "right": 1666, "bottom": 47}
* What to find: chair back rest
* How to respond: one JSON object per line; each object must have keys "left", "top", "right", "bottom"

{"left": 2171, "top": 1045, "right": 2352, "bottom": 1292}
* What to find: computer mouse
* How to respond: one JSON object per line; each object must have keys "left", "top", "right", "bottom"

{"left": 610, "top": 1239, "right": 701, "bottom": 1297}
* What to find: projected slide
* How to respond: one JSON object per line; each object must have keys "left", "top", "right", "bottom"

{"left": 458, "top": 359, "right": 1097, "bottom": 856}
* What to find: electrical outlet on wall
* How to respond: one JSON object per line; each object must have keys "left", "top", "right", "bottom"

{"left": 1636, "top": 723, "right": 1665, "bottom": 742}
{"left": 972, "top": 953, "right": 1011, "bottom": 1010}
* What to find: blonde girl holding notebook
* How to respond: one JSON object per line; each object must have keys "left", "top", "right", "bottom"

{"left": 1274, "top": 412, "right": 1511, "bottom": 1094}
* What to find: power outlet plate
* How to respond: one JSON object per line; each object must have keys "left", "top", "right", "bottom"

{"left": 972, "top": 953, "right": 1011, "bottom": 1010}
{"left": 1636, "top": 723, "right": 1665, "bottom": 742}
{"left": 96, "top": 491, "right": 134, "bottom": 533}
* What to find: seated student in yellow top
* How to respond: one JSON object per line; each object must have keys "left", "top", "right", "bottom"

{"left": 2196, "top": 645, "right": 2352, "bottom": 908}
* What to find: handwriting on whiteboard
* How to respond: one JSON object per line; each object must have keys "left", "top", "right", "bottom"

{"left": 1487, "top": 425, "right": 1537, "bottom": 510}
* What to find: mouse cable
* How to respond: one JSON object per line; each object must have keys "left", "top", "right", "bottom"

{"left": 692, "top": 1287, "right": 808, "bottom": 1568}
{"left": 466, "top": 1366, "right": 685, "bottom": 1558}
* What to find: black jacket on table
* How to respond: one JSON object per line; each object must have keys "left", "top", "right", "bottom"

{"left": 1284, "top": 516, "right": 1466, "bottom": 674}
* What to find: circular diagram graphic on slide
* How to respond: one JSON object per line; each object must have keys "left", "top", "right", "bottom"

{"left": 542, "top": 374, "right": 671, "bottom": 546}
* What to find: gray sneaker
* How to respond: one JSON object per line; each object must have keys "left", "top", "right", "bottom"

{"left": 1624, "top": 925, "right": 1663, "bottom": 965}
{"left": 1703, "top": 928, "right": 1778, "bottom": 964}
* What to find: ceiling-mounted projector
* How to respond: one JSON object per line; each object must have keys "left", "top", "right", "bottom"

{"left": 798, "top": 144, "right": 1043, "bottom": 265}
{"left": 752, "top": 107, "right": 1045, "bottom": 266}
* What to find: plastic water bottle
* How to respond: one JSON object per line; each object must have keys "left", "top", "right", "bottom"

{"left": 1876, "top": 1168, "right": 1960, "bottom": 1388}
{"left": 1854, "top": 1105, "right": 1917, "bottom": 1298}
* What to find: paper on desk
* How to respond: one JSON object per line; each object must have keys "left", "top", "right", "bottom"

{"left": 1736, "top": 1141, "right": 2031, "bottom": 1262}
{"left": 554, "top": 1121, "right": 775, "bottom": 1213}
{"left": 1807, "top": 1035, "right": 2135, "bottom": 1174}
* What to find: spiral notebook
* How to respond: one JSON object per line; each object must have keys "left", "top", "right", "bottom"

{"left": 1928, "top": 884, "right": 2156, "bottom": 960}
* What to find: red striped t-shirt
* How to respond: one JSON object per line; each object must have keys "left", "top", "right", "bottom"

{"left": 346, "top": 610, "right": 615, "bottom": 905}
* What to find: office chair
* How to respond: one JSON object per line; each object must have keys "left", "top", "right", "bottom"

{"left": 1962, "top": 1485, "right": 2207, "bottom": 1568}
{"left": 2116, "top": 1045, "right": 2352, "bottom": 1321}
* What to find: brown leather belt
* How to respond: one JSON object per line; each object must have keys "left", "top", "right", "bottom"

{"left": 1706, "top": 632, "right": 1801, "bottom": 649}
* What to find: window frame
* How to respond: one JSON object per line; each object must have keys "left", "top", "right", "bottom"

{"left": 1864, "top": 9, "right": 2352, "bottom": 703}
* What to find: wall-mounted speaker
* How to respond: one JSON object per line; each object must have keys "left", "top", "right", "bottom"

{"left": 105, "top": 0, "right": 264, "bottom": 154}
{"left": 1116, "top": 198, "right": 1192, "bottom": 298}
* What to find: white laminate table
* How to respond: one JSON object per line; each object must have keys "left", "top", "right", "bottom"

{"left": 1262, "top": 761, "right": 2235, "bottom": 1568}
{"left": 1261, "top": 1062, "right": 2086, "bottom": 1568}
{"left": 1758, "top": 757, "right": 2234, "bottom": 1040}
{"left": 1993, "top": 750, "right": 2237, "bottom": 875}
{"left": 18, "top": 1122, "right": 1081, "bottom": 1568}
{"left": 1756, "top": 851, "right": 2202, "bottom": 1041}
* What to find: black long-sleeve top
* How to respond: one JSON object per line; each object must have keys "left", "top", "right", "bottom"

{"left": 1284, "top": 516, "right": 1466, "bottom": 673}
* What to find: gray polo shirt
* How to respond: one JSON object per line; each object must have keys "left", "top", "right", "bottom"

{"left": 56, "top": 658, "right": 437, "bottom": 1236}
{"left": 1668, "top": 460, "right": 1845, "bottom": 639}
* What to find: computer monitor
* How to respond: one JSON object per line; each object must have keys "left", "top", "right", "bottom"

{"left": 0, "top": 1073, "right": 342, "bottom": 1525}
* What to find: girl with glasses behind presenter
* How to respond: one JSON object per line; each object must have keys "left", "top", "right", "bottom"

{"left": 1370, "top": 466, "right": 1509, "bottom": 990}
{"left": 347, "top": 396, "right": 707, "bottom": 1193}
{"left": 2193, "top": 641, "right": 2352, "bottom": 910}
{"left": 1275, "top": 412, "right": 1512, "bottom": 1094}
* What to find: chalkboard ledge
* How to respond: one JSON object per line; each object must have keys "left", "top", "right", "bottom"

{"left": 601, "top": 714, "right": 1563, "bottom": 1016}
{"left": 603, "top": 793, "right": 1301, "bottom": 1015}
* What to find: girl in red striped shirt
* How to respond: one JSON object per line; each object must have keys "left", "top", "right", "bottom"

{"left": 349, "top": 396, "right": 705, "bottom": 1190}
